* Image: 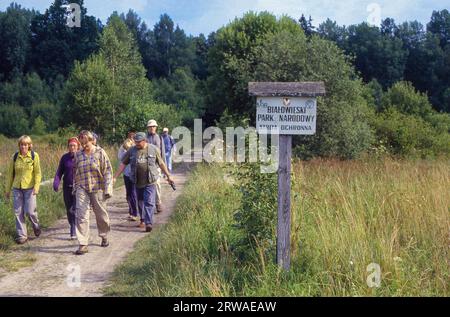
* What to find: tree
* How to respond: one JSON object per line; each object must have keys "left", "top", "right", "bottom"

{"left": 63, "top": 54, "right": 115, "bottom": 134}
{"left": 0, "top": 72, "right": 52, "bottom": 112}
{"left": 191, "top": 33, "right": 211, "bottom": 80}
{"left": 299, "top": 14, "right": 315, "bottom": 36}
{"left": 207, "top": 12, "right": 374, "bottom": 158}
{"left": 146, "top": 14, "right": 195, "bottom": 78}
{"left": 255, "top": 30, "right": 374, "bottom": 158}
{"left": 381, "top": 18, "right": 398, "bottom": 36}
{"left": 0, "top": 3, "right": 34, "bottom": 81}
{"left": 153, "top": 67, "right": 205, "bottom": 125}
{"left": 381, "top": 81, "right": 433, "bottom": 117}
{"left": 31, "top": 116, "right": 47, "bottom": 135}
{"left": 345, "top": 22, "right": 407, "bottom": 89}
{"left": 30, "top": 102, "right": 60, "bottom": 132}
{"left": 427, "top": 9, "right": 450, "bottom": 49}
{"left": 0, "top": 104, "right": 29, "bottom": 136}
{"left": 64, "top": 15, "right": 152, "bottom": 140}
{"left": 30, "top": 0, "right": 101, "bottom": 83}
{"left": 317, "top": 18, "right": 347, "bottom": 48}
{"left": 205, "top": 12, "right": 287, "bottom": 124}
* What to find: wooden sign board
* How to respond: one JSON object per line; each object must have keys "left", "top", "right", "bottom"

{"left": 249, "top": 82, "right": 326, "bottom": 271}
{"left": 256, "top": 97, "right": 317, "bottom": 135}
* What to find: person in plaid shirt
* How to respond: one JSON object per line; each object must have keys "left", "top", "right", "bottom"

{"left": 73, "top": 130, "right": 113, "bottom": 255}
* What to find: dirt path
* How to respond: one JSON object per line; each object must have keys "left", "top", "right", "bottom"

{"left": 0, "top": 165, "right": 189, "bottom": 297}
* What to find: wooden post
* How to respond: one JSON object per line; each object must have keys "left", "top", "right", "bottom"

{"left": 277, "top": 135, "right": 292, "bottom": 270}
{"left": 249, "top": 82, "right": 325, "bottom": 272}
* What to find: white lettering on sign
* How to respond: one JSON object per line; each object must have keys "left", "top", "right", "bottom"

{"left": 256, "top": 97, "right": 317, "bottom": 135}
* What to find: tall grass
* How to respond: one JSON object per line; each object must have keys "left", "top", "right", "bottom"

{"left": 105, "top": 159, "right": 449, "bottom": 297}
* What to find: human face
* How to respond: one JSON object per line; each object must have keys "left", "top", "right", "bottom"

{"left": 68, "top": 143, "right": 78, "bottom": 154}
{"left": 19, "top": 142, "right": 29, "bottom": 155}
{"left": 128, "top": 132, "right": 136, "bottom": 140}
{"left": 135, "top": 140, "right": 146, "bottom": 149}
{"left": 147, "top": 126, "right": 157, "bottom": 135}
{"left": 78, "top": 134, "right": 91, "bottom": 148}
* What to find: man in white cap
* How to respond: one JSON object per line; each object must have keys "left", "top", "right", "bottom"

{"left": 162, "top": 127, "right": 175, "bottom": 173}
{"left": 146, "top": 119, "right": 166, "bottom": 214}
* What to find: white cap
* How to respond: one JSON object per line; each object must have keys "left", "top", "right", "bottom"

{"left": 147, "top": 119, "right": 158, "bottom": 127}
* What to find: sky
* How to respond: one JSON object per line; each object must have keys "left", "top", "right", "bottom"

{"left": 0, "top": 0, "right": 448, "bottom": 35}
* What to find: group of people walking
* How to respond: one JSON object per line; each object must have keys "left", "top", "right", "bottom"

{"left": 4, "top": 120, "right": 175, "bottom": 255}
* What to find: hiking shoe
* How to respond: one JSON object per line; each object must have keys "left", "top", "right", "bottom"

{"left": 128, "top": 215, "right": 138, "bottom": 222}
{"left": 138, "top": 221, "right": 145, "bottom": 228}
{"left": 70, "top": 235, "right": 77, "bottom": 241}
{"left": 75, "top": 245, "right": 88, "bottom": 255}
{"left": 34, "top": 227, "right": 41, "bottom": 237}
{"left": 145, "top": 225, "right": 153, "bottom": 233}
{"left": 16, "top": 237, "right": 27, "bottom": 245}
{"left": 101, "top": 237, "right": 109, "bottom": 248}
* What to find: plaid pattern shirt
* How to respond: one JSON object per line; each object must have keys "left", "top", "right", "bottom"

{"left": 73, "top": 146, "right": 113, "bottom": 194}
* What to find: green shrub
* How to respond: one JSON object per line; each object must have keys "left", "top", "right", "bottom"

{"left": 373, "top": 108, "right": 450, "bottom": 157}
{"left": 231, "top": 163, "right": 277, "bottom": 262}
{"left": 0, "top": 104, "right": 29, "bottom": 137}
{"left": 381, "top": 81, "right": 433, "bottom": 117}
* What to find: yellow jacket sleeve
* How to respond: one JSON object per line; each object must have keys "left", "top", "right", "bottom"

{"left": 33, "top": 153, "right": 42, "bottom": 194}
{"left": 5, "top": 155, "right": 14, "bottom": 193}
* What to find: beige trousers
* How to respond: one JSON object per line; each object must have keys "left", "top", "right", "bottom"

{"left": 75, "top": 187, "right": 110, "bottom": 246}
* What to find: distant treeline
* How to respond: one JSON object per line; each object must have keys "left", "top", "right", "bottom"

{"left": 0, "top": 0, "right": 449, "bottom": 158}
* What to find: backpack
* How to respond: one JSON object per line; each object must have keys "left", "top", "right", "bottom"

{"left": 12, "top": 151, "right": 35, "bottom": 179}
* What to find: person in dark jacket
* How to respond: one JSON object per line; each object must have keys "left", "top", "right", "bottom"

{"left": 53, "top": 137, "right": 80, "bottom": 240}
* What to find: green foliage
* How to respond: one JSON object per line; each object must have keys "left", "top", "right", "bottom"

{"left": 63, "top": 54, "right": 115, "bottom": 135}
{"left": 255, "top": 30, "right": 375, "bottom": 159}
{"left": 30, "top": 0, "right": 101, "bottom": 82}
{"left": 116, "top": 101, "right": 183, "bottom": 136}
{"left": 0, "top": 3, "right": 33, "bottom": 81}
{"left": 372, "top": 108, "right": 450, "bottom": 157}
{"left": 63, "top": 15, "right": 153, "bottom": 142}
{"left": 205, "top": 12, "right": 284, "bottom": 122}
{"left": 0, "top": 72, "right": 52, "bottom": 111}
{"left": 427, "top": 9, "right": 450, "bottom": 49}
{"left": 31, "top": 116, "right": 47, "bottom": 135}
{"left": 345, "top": 22, "right": 408, "bottom": 89}
{"left": 0, "top": 104, "right": 29, "bottom": 136}
{"left": 106, "top": 161, "right": 450, "bottom": 296}
{"left": 231, "top": 163, "right": 277, "bottom": 262}
{"left": 30, "top": 102, "right": 60, "bottom": 132}
{"left": 381, "top": 81, "right": 433, "bottom": 117}
{"left": 153, "top": 67, "right": 205, "bottom": 126}
{"left": 206, "top": 13, "right": 374, "bottom": 158}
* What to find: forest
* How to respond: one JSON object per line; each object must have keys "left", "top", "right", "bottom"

{"left": 0, "top": 0, "right": 449, "bottom": 158}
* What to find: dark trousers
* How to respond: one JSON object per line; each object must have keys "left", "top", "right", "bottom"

{"left": 136, "top": 184, "right": 156, "bottom": 225}
{"left": 124, "top": 175, "right": 138, "bottom": 218}
{"left": 63, "top": 186, "right": 76, "bottom": 236}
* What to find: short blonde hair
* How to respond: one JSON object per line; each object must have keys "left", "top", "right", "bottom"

{"left": 17, "top": 135, "right": 33, "bottom": 150}
{"left": 123, "top": 138, "right": 134, "bottom": 151}
{"left": 78, "top": 130, "right": 95, "bottom": 142}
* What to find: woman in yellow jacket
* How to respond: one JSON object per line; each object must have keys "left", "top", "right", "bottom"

{"left": 5, "top": 135, "right": 42, "bottom": 244}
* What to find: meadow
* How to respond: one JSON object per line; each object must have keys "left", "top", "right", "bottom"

{"left": 105, "top": 158, "right": 449, "bottom": 297}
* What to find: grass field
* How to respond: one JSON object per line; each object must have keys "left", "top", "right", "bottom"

{"left": 105, "top": 158, "right": 449, "bottom": 297}
{"left": 0, "top": 134, "right": 119, "bottom": 271}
